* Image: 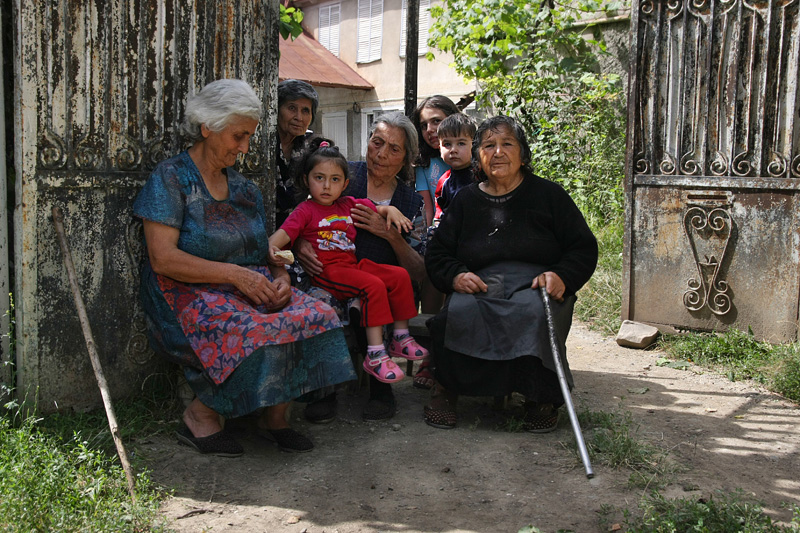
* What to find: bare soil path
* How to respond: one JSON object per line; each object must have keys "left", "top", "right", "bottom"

{"left": 141, "top": 322, "right": 800, "bottom": 532}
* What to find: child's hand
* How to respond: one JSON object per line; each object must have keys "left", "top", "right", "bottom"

{"left": 269, "top": 245, "right": 294, "bottom": 265}
{"left": 383, "top": 206, "right": 413, "bottom": 233}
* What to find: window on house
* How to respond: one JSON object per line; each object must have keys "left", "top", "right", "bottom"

{"left": 400, "top": 0, "right": 431, "bottom": 57}
{"left": 357, "top": 0, "right": 383, "bottom": 63}
{"left": 319, "top": 3, "right": 341, "bottom": 57}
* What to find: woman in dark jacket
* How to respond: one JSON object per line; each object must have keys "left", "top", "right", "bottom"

{"left": 424, "top": 115, "right": 598, "bottom": 432}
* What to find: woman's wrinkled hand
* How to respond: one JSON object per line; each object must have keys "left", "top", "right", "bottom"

{"left": 294, "top": 238, "right": 323, "bottom": 277}
{"left": 232, "top": 267, "right": 284, "bottom": 307}
{"left": 265, "top": 275, "right": 292, "bottom": 311}
{"left": 453, "top": 272, "right": 488, "bottom": 294}
{"left": 351, "top": 204, "right": 395, "bottom": 240}
{"left": 531, "top": 271, "right": 566, "bottom": 302}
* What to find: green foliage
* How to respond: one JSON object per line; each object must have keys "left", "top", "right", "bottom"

{"left": 428, "top": 0, "right": 626, "bottom": 223}
{"left": 625, "top": 490, "right": 800, "bottom": 532}
{"left": 658, "top": 329, "right": 800, "bottom": 404}
{"left": 579, "top": 408, "right": 676, "bottom": 489}
{"left": 575, "top": 218, "right": 623, "bottom": 335}
{"left": 2, "top": 293, "right": 15, "bottom": 410}
{"left": 40, "top": 391, "right": 182, "bottom": 453}
{"left": 659, "top": 329, "right": 774, "bottom": 383}
{"left": 279, "top": 4, "right": 304, "bottom": 41}
{"left": 771, "top": 346, "right": 800, "bottom": 403}
{"left": 0, "top": 412, "right": 168, "bottom": 532}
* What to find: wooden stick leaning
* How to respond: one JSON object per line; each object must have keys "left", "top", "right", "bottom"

{"left": 52, "top": 207, "right": 137, "bottom": 502}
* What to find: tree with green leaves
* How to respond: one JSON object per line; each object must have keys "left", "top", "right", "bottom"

{"left": 279, "top": 4, "right": 304, "bottom": 40}
{"left": 428, "top": 0, "right": 626, "bottom": 223}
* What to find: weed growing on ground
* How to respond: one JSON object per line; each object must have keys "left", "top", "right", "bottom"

{"left": 497, "top": 415, "right": 526, "bottom": 433}
{"left": 623, "top": 489, "right": 800, "bottom": 532}
{"left": 40, "top": 385, "right": 183, "bottom": 452}
{"left": 0, "top": 411, "right": 169, "bottom": 532}
{"left": 578, "top": 408, "right": 677, "bottom": 490}
{"left": 658, "top": 329, "right": 800, "bottom": 401}
{"left": 770, "top": 344, "right": 800, "bottom": 403}
{"left": 575, "top": 218, "right": 623, "bottom": 337}
{"left": 659, "top": 328, "right": 773, "bottom": 382}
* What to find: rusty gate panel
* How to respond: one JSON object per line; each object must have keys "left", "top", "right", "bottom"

{"left": 14, "top": 0, "right": 280, "bottom": 411}
{"left": 624, "top": 0, "right": 800, "bottom": 342}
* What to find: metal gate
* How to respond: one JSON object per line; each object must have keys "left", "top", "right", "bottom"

{"left": 13, "top": 0, "right": 279, "bottom": 410}
{"left": 624, "top": 0, "right": 800, "bottom": 342}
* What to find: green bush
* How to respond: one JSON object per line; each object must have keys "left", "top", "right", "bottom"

{"left": 575, "top": 218, "right": 623, "bottom": 335}
{"left": 0, "top": 410, "right": 168, "bottom": 532}
{"left": 429, "top": 0, "right": 626, "bottom": 224}
{"left": 625, "top": 490, "right": 800, "bottom": 532}
{"left": 770, "top": 346, "right": 800, "bottom": 403}
{"left": 659, "top": 328, "right": 774, "bottom": 383}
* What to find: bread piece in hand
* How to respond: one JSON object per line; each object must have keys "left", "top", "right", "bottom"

{"left": 274, "top": 250, "right": 295, "bottom": 263}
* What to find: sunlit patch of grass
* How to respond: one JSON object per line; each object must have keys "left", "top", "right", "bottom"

{"left": 575, "top": 217, "right": 623, "bottom": 337}
{"left": 623, "top": 490, "right": 800, "bottom": 532}
{"left": 0, "top": 410, "right": 170, "bottom": 532}
{"left": 658, "top": 329, "right": 800, "bottom": 402}
{"left": 578, "top": 408, "right": 677, "bottom": 490}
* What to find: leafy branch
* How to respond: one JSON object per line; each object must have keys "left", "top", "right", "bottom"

{"left": 279, "top": 4, "right": 304, "bottom": 41}
{"left": 427, "top": 0, "right": 627, "bottom": 223}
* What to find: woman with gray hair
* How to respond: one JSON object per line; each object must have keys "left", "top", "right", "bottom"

{"left": 133, "top": 79, "right": 355, "bottom": 456}
{"left": 297, "top": 111, "right": 427, "bottom": 421}
{"left": 423, "top": 115, "right": 597, "bottom": 431}
{"left": 276, "top": 79, "right": 319, "bottom": 227}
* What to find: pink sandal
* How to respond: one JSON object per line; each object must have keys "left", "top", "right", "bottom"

{"left": 363, "top": 352, "right": 405, "bottom": 383}
{"left": 388, "top": 334, "right": 429, "bottom": 361}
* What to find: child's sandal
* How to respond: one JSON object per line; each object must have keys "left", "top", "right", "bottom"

{"left": 363, "top": 353, "right": 405, "bottom": 383}
{"left": 389, "top": 334, "right": 428, "bottom": 360}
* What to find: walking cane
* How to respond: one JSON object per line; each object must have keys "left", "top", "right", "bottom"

{"left": 52, "top": 207, "right": 137, "bottom": 501}
{"left": 539, "top": 286, "right": 594, "bottom": 479}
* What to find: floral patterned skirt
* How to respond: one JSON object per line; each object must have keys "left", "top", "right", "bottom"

{"left": 141, "top": 263, "right": 356, "bottom": 416}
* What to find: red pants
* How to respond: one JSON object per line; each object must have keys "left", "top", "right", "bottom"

{"left": 313, "top": 258, "right": 417, "bottom": 327}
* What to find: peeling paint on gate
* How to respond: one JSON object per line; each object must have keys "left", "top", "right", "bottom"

{"left": 14, "top": 0, "right": 280, "bottom": 411}
{"left": 624, "top": 0, "right": 800, "bottom": 341}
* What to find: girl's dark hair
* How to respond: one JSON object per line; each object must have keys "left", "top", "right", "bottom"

{"left": 411, "top": 95, "right": 459, "bottom": 168}
{"left": 295, "top": 137, "right": 349, "bottom": 200}
{"left": 472, "top": 115, "right": 532, "bottom": 182}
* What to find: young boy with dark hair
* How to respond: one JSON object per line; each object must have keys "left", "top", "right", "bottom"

{"left": 433, "top": 113, "right": 478, "bottom": 225}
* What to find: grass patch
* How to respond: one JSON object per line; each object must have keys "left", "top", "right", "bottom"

{"left": 578, "top": 408, "right": 676, "bottom": 490}
{"left": 770, "top": 344, "right": 800, "bottom": 403}
{"left": 0, "top": 410, "right": 169, "bottom": 532}
{"left": 658, "top": 329, "right": 800, "bottom": 402}
{"left": 575, "top": 217, "right": 623, "bottom": 337}
{"left": 622, "top": 489, "right": 800, "bottom": 532}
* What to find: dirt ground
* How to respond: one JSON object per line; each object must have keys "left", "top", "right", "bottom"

{"left": 139, "top": 322, "right": 800, "bottom": 533}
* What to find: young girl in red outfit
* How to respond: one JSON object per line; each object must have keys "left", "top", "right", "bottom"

{"left": 269, "top": 138, "right": 428, "bottom": 383}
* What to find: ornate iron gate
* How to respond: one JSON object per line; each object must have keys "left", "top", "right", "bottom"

{"left": 624, "top": 0, "right": 800, "bottom": 341}
{"left": 13, "top": 0, "right": 279, "bottom": 410}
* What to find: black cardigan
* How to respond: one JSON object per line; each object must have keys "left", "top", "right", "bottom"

{"left": 425, "top": 170, "right": 598, "bottom": 296}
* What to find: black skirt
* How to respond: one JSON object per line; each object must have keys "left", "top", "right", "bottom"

{"left": 427, "top": 262, "right": 575, "bottom": 404}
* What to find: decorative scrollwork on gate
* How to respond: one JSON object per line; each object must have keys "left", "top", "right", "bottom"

{"left": 790, "top": 153, "right": 800, "bottom": 178}
{"left": 683, "top": 203, "right": 733, "bottom": 316}
{"left": 125, "top": 218, "right": 154, "bottom": 365}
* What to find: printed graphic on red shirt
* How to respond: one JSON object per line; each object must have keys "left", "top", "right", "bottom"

{"left": 317, "top": 214, "right": 355, "bottom": 252}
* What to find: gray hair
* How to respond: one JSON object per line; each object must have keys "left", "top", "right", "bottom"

{"left": 180, "top": 79, "right": 262, "bottom": 142}
{"left": 369, "top": 111, "right": 419, "bottom": 184}
{"left": 278, "top": 79, "right": 319, "bottom": 123}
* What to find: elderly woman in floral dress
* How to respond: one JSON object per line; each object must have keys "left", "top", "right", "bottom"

{"left": 134, "top": 79, "right": 355, "bottom": 456}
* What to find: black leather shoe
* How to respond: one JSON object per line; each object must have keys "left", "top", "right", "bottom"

{"left": 362, "top": 389, "right": 396, "bottom": 421}
{"left": 304, "top": 392, "right": 337, "bottom": 424}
